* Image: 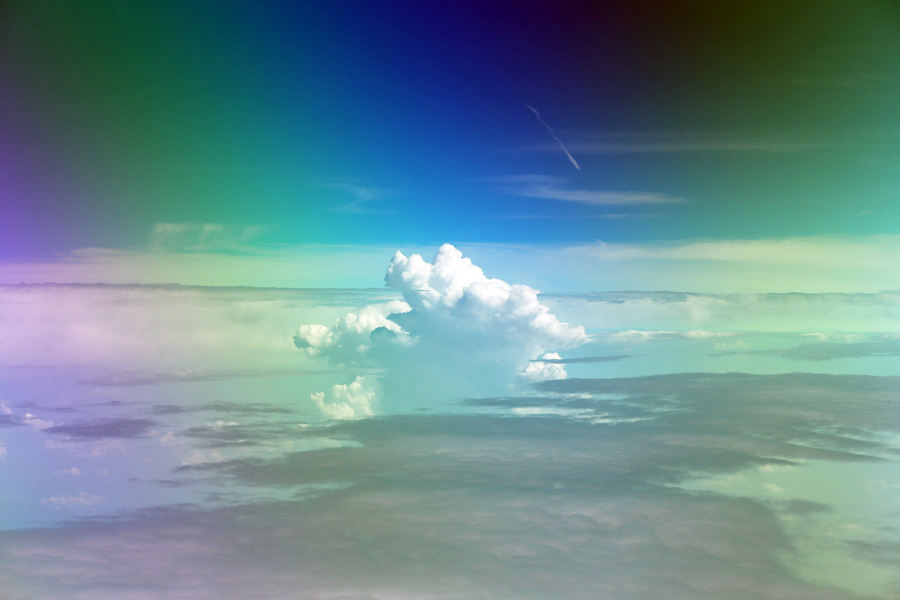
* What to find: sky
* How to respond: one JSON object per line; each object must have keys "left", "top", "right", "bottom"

{"left": 1, "top": 1, "right": 899, "bottom": 599}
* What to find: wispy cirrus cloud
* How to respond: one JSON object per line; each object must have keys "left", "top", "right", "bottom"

{"left": 495, "top": 212, "right": 663, "bottom": 220}
{"left": 711, "top": 336, "right": 900, "bottom": 362}
{"left": 486, "top": 175, "right": 685, "bottom": 206}
{"left": 149, "top": 223, "right": 264, "bottom": 251}
{"left": 517, "top": 130, "right": 900, "bottom": 155}
{"left": 301, "top": 177, "right": 395, "bottom": 214}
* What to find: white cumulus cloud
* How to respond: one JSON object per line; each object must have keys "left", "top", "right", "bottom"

{"left": 519, "top": 352, "right": 568, "bottom": 382}
{"left": 383, "top": 244, "right": 585, "bottom": 350}
{"left": 294, "top": 301, "right": 411, "bottom": 365}
{"left": 296, "top": 245, "right": 587, "bottom": 415}
{"left": 312, "top": 376, "right": 379, "bottom": 420}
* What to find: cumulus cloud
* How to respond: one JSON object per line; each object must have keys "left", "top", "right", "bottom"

{"left": 384, "top": 244, "right": 585, "bottom": 349}
{"left": 519, "top": 353, "right": 568, "bottom": 382}
{"left": 312, "top": 376, "right": 380, "bottom": 420}
{"left": 295, "top": 245, "right": 587, "bottom": 413}
{"left": 294, "top": 301, "right": 411, "bottom": 365}
{"left": 295, "top": 244, "right": 586, "bottom": 361}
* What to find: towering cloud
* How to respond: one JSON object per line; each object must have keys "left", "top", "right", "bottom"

{"left": 296, "top": 245, "right": 586, "bottom": 416}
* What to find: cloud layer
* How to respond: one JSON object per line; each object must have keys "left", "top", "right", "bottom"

{"left": 4, "top": 372, "right": 898, "bottom": 599}
{"left": 3, "top": 235, "right": 898, "bottom": 293}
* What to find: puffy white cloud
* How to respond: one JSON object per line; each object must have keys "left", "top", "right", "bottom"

{"left": 296, "top": 245, "right": 587, "bottom": 414}
{"left": 312, "top": 376, "right": 379, "bottom": 420}
{"left": 519, "top": 353, "right": 568, "bottom": 382}
{"left": 296, "top": 245, "right": 586, "bottom": 361}
{"left": 294, "top": 301, "right": 411, "bottom": 364}
{"left": 384, "top": 245, "right": 586, "bottom": 353}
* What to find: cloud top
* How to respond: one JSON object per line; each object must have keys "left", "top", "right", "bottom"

{"left": 385, "top": 244, "right": 586, "bottom": 350}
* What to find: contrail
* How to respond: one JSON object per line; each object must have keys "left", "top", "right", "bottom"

{"left": 525, "top": 103, "right": 581, "bottom": 170}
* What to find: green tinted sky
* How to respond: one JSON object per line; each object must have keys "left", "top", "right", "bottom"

{"left": 2, "top": 0, "right": 899, "bottom": 259}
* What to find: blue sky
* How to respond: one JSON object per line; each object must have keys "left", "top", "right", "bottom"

{"left": 2, "top": 0, "right": 900, "bottom": 258}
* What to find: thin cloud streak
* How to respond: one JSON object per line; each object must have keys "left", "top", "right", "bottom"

{"left": 78, "top": 368, "right": 340, "bottom": 387}
{"left": 517, "top": 131, "right": 900, "bottom": 155}
{"left": 493, "top": 213, "right": 663, "bottom": 220}
{"left": 487, "top": 175, "right": 685, "bottom": 206}
{"left": 525, "top": 104, "right": 581, "bottom": 170}
{"left": 301, "top": 178, "right": 395, "bottom": 214}
{"left": 529, "top": 355, "right": 633, "bottom": 364}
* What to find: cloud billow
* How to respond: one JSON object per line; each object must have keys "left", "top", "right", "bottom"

{"left": 295, "top": 245, "right": 587, "bottom": 417}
